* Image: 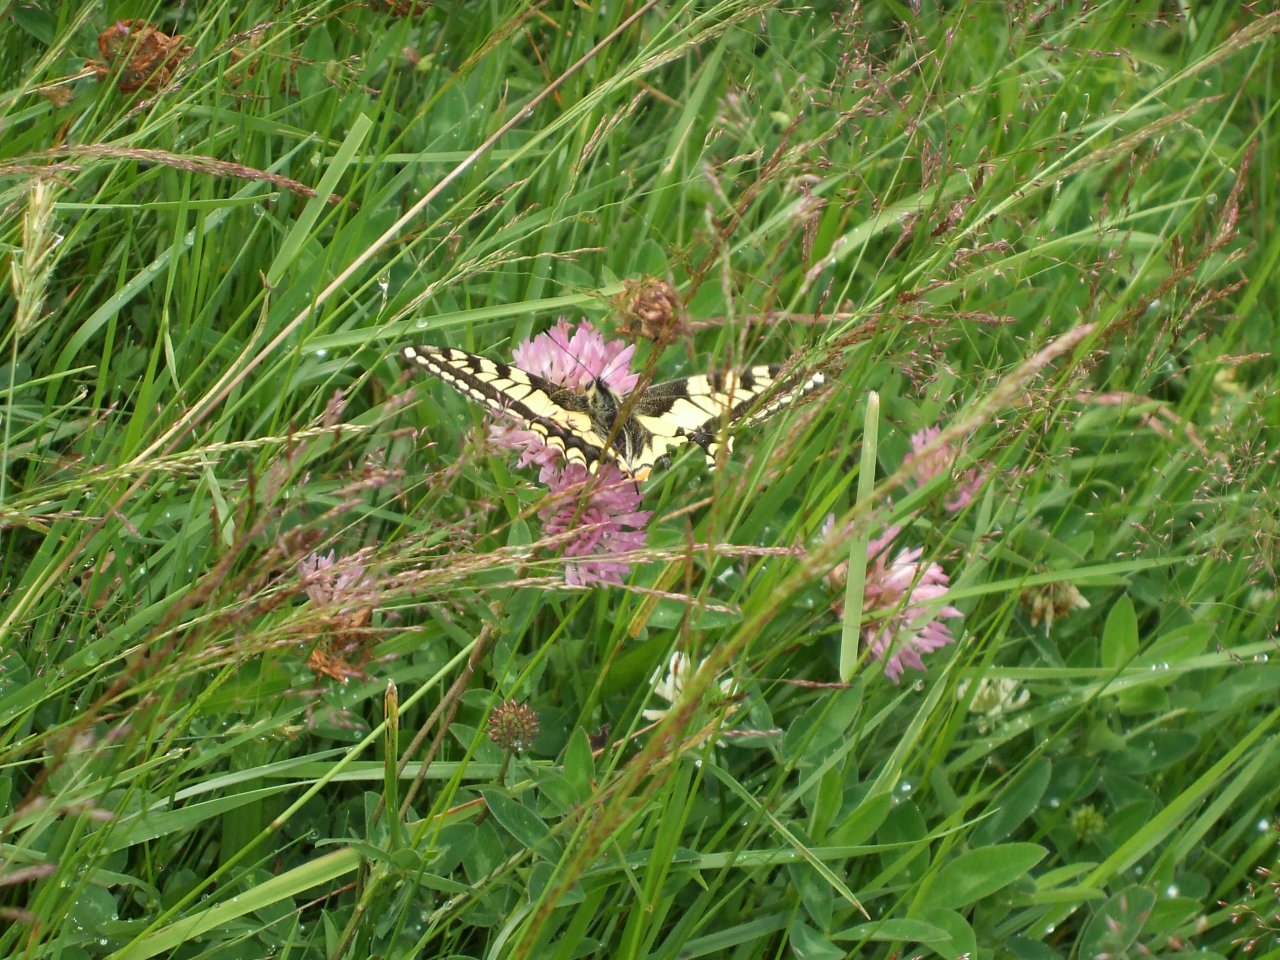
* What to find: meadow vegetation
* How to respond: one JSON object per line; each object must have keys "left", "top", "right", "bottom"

{"left": 2, "top": 2, "right": 1278, "bottom": 958}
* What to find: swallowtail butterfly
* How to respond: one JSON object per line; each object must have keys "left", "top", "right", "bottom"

{"left": 402, "top": 344, "right": 823, "bottom": 480}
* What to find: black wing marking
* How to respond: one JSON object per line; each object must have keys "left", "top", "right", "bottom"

{"left": 402, "top": 345, "right": 609, "bottom": 471}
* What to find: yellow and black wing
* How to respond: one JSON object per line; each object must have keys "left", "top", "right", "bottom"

{"left": 403, "top": 345, "right": 824, "bottom": 479}
{"left": 626, "top": 366, "right": 826, "bottom": 476}
{"left": 401, "top": 345, "right": 611, "bottom": 472}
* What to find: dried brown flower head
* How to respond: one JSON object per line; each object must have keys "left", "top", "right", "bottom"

{"left": 487, "top": 700, "right": 540, "bottom": 753}
{"left": 36, "top": 85, "right": 75, "bottom": 108}
{"left": 297, "top": 551, "right": 380, "bottom": 684}
{"left": 87, "top": 20, "right": 192, "bottom": 93}
{"left": 615, "top": 277, "right": 688, "bottom": 346}
{"left": 306, "top": 644, "right": 369, "bottom": 685}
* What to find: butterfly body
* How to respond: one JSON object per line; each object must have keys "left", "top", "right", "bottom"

{"left": 402, "top": 344, "right": 822, "bottom": 479}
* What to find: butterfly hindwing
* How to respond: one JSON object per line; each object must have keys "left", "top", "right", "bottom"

{"left": 401, "top": 345, "right": 609, "bottom": 471}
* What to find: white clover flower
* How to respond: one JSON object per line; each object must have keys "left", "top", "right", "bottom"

{"left": 642, "top": 652, "right": 740, "bottom": 723}
{"left": 957, "top": 677, "right": 1030, "bottom": 733}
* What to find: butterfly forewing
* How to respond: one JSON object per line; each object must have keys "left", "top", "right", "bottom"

{"left": 631, "top": 365, "right": 824, "bottom": 470}
{"left": 402, "top": 345, "right": 609, "bottom": 470}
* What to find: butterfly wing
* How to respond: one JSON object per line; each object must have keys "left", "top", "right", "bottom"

{"left": 402, "top": 345, "right": 610, "bottom": 472}
{"left": 404, "top": 345, "right": 824, "bottom": 478}
{"left": 627, "top": 365, "right": 825, "bottom": 474}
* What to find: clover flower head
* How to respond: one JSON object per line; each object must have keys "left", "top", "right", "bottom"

{"left": 297, "top": 550, "right": 374, "bottom": 608}
{"left": 296, "top": 550, "right": 383, "bottom": 684}
{"left": 956, "top": 677, "right": 1030, "bottom": 733}
{"left": 514, "top": 318, "right": 639, "bottom": 392}
{"left": 902, "top": 426, "right": 986, "bottom": 513}
{"left": 824, "top": 517, "right": 962, "bottom": 684}
{"left": 860, "top": 526, "right": 962, "bottom": 683}
{"left": 489, "top": 318, "right": 639, "bottom": 472}
{"left": 641, "top": 651, "right": 741, "bottom": 723}
{"left": 487, "top": 700, "right": 541, "bottom": 753}
{"left": 1020, "top": 579, "right": 1090, "bottom": 633}
{"left": 478, "top": 319, "right": 653, "bottom": 587}
{"left": 540, "top": 463, "right": 650, "bottom": 587}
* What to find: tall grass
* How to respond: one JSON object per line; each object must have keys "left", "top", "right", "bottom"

{"left": 2, "top": 2, "right": 1278, "bottom": 958}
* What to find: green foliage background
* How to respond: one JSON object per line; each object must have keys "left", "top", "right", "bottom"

{"left": 2, "top": 2, "right": 1278, "bottom": 958}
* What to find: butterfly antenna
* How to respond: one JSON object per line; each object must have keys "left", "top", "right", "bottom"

{"left": 551, "top": 332, "right": 597, "bottom": 386}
